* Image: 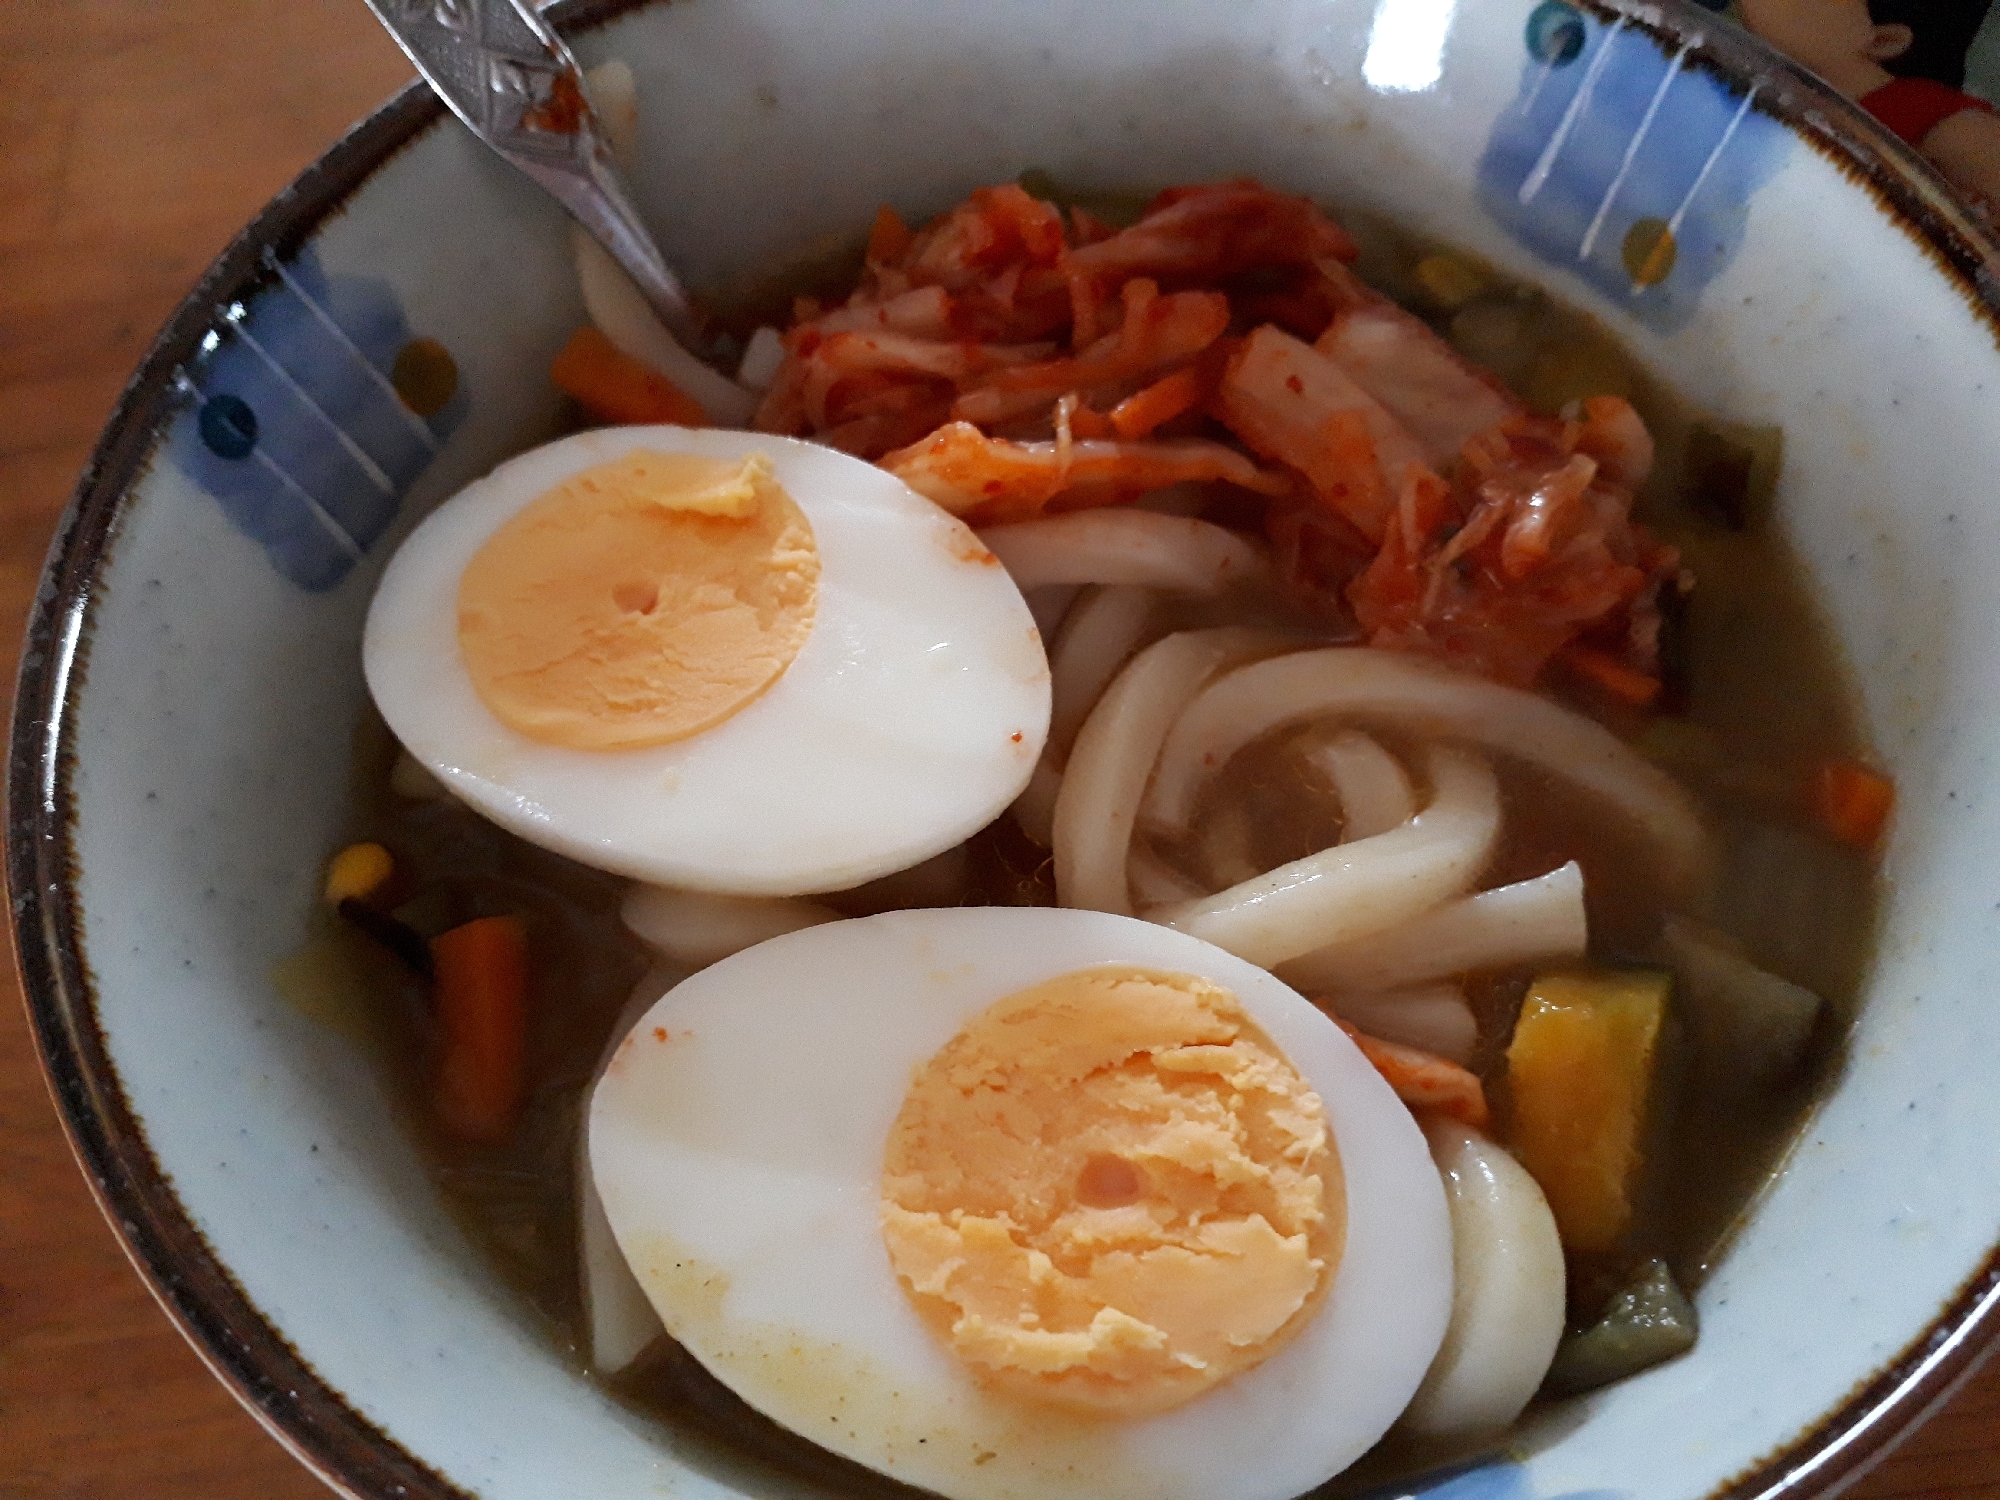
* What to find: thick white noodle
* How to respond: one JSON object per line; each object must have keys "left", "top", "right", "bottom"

{"left": 735, "top": 326, "right": 787, "bottom": 392}
{"left": 1053, "top": 628, "right": 1298, "bottom": 916}
{"left": 573, "top": 60, "right": 740, "bottom": 422}
{"left": 1310, "top": 730, "right": 1415, "bottom": 842}
{"left": 1010, "top": 754, "right": 1064, "bottom": 848}
{"left": 1282, "top": 862, "right": 1588, "bottom": 994}
{"left": 1128, "top": 843, "right": 1209, "bottom": 908}
{"left": 578, "top": 1155, "right": 660, "bottom": 1374}
{"left": 978, "top": 510, "right": 1271, "bottom": 594}
{"left": 1022, "top": 584, "right": 1158, "bottom": 854}
{"left": 1144, "top": 648, "right": 1710, "bottom": 893}
{"left": 620, "top": 887, "right": 839, "bottom": 968}
{"left": 580, "top": 961, "right": 685, "bottom": 1374}
{"left": 578, "top": 1135, "right": 662, "bottom": 1373}
{"left": 582, "top": 60, "right": 639, "bottom": 167}
{"left": 1153, "top": 747, "right": 1501, "bottom": 970}
{"left": 1048, "top": 586, "right": 1159, "bottom": 756}
{"left": 1401, "top": 1119, "right": 1567, "bottom": 1438}
{"left": 1198, "top": 799, "right": 1265, "bottom": 890}
{"left": 1326, "top": 985, "right": 1479, "bottom": 1065}
{"left": 571, "top": 228, "right": 760, "bottom": 426}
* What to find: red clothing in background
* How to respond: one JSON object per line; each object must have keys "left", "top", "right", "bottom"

{"left": 1860, "top": 75, "right": 1996, "bottom": 146}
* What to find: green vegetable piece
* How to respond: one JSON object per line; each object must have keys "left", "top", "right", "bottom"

{"left": 1544, "top": 1259, "right": 1698, "bottom": 1397}
{"left": 1683, "top": 420, "right": 1783, "bottom": 532}
{"left": 1660, "top": 917, "right": 1822, "bottom": 1097}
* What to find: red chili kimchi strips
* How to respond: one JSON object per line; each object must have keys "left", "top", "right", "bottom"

{"left": 560, "top": 174, "right": 1687, "bottom": 694}
{"left": 1345, "top": 404, "right": 1682, "bottom": 687}
{"left": 756, "top": 179, "right": 1367, "bottom": 465}
{"left": 1211, "top": 324, "right": 1429, "bottom": 543}
{"left": 1315, "top": 294, "right": 1526, "bottom": 467}
{"left": 882, "top": 421, "right": 1290, "bottom": 526}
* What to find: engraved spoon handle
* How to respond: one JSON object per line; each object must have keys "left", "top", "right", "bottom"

{"left": 362, "top": 0, "right": 707, "bottom": 352}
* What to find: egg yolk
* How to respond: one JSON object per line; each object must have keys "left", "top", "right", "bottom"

{"left": 880, "top": 967, "right": 1342, "bottom": 1417}
{"left": 456, "top": 450, "right": 819, "bottom": 751}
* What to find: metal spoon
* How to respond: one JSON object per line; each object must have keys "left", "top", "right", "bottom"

{"left": 363, "top": 0, "right": 707, "bottom": 353}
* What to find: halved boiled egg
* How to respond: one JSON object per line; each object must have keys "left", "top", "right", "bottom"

{"left": 364, "top": 426, "right": 1049, "bottom": 894}
{"left": 588, "top": 907, "right": 1453, "bottom": 1500}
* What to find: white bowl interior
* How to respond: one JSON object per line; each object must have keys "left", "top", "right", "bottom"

{"left": 58, "top": 1, "right": 2000, "bottom": 1496}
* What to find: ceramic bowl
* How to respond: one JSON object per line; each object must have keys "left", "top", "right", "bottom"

{"left": 13, "top": 1, "right": 2000, "bottom": 1497}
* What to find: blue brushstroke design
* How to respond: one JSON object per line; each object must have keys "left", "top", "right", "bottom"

{"left": 1407, "top": 1458, "right": 1535, "bottom": 1500}
{"left": 1340, "top": 1450, "right": 1627, "bottom": 1500}
{"left": 167, "top": 246, "right": 466, "bottom": 591}
{"left": 1479, "top": 4, "right": 1790, "bottom": 333}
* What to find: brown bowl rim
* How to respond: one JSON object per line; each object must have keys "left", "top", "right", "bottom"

{"left": 7, "top": 2, "right": 1997, "bottom": 1497}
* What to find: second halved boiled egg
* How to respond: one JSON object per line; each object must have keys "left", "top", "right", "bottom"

{"left": 364, "top": 426, "right": 1050, "bottom": 894}
{"left": 588, "top": 907, "right": 1454, "bottom": 1500}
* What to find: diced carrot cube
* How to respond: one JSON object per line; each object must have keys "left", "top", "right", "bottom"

{"left": 1812, "top": 759, "right": 1894, "bottom": 851}
{"left": 431, "top": 915, "right": 531, "bottom": 1145}
{"left": 550, "top": 325, "right": 708, "bottom": 427}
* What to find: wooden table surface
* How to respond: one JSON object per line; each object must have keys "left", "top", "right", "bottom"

{"left": 0, "top": 2, "right": 1994, "bottom": 1496}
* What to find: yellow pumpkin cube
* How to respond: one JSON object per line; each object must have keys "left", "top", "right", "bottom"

{"left": 1505, "top": 971, "right": 1669, "bottom": 1254}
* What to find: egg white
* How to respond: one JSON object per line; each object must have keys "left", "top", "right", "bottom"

{"left": 363, "top": 427, "right": 1051, "bottom": 894}
{"left": 588, "top": 907, "right": 1454, "bottom": 1500}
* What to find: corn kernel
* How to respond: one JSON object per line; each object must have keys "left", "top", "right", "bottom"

{"left": 324, "top": 842, "right": 394, "bottom": 906}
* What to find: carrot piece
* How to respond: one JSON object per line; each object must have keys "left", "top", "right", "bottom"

{"left": 550, "top": 325, "right": 708, "bottom": 427}
{"left": 867, "top": 203, "right": 914, "bottom": 266}
{"left": 431, "top": 915, "right": 531, "bottom": 1145}
{"left": 1068, "top": 271, "right": 1107, "bottom": 349}
{"left": 1813, "top": 758, "right": 1895, "bottom": 850}
{"left": 1559, "top": 643, "right": 1662, "bottom": 708}
{"left": 1339, "top": 1022, "right": 1489, "bottom": 1129}
{"left": 880, "top": 421, "right": 1287, "bottom": 525}
{"left": 1109, "top": 364, "right": 1205, "bottom": 440}
{"left": 1064, "top": 400, "right": 1115, "bottom": 440}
